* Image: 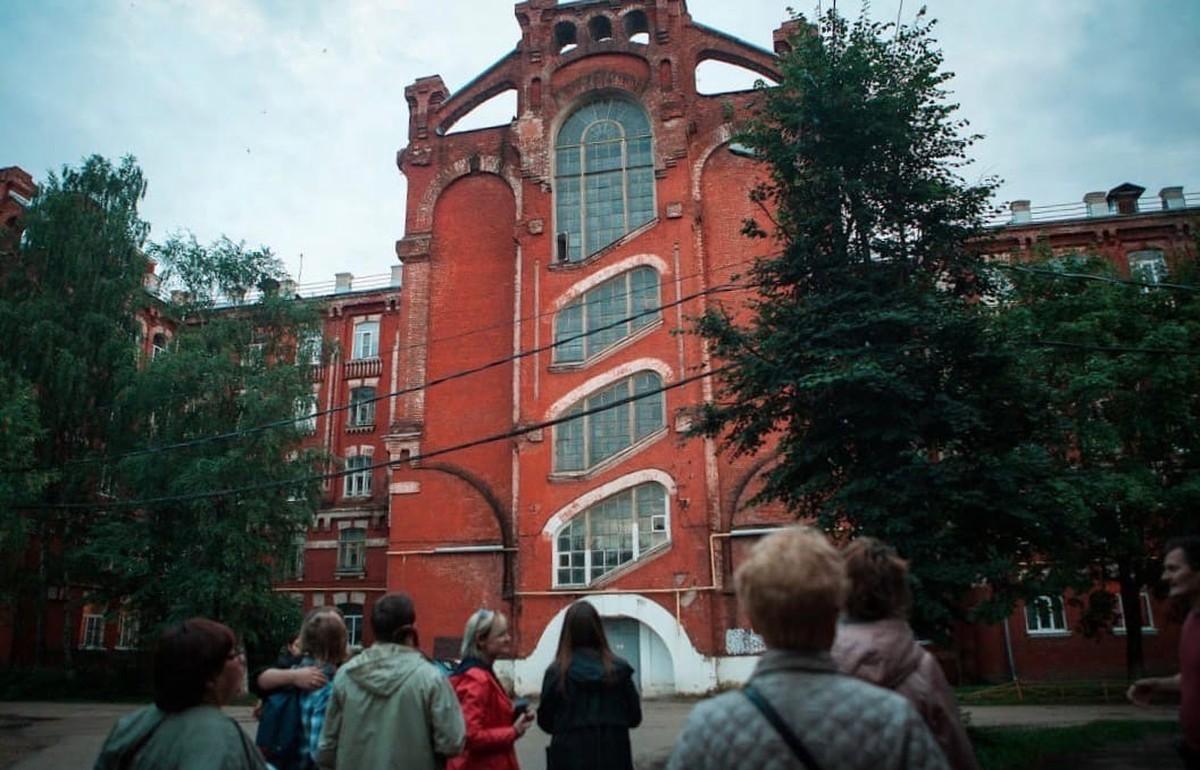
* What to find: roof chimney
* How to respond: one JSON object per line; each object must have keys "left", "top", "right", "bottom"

{"left": 1106, "top": 182, "right": 1145, "bottom": 215}
{"left": 334, "top": 272, "right": 353, "bottom": 294}
{"left": 1084, "top": 191, "right": 1109, "bottom": 218}
{"left": 1009, "top": 200, "right": 1032, "bottom": 224}
{"left": 390, "top": 264, "right": 404, "bottom": 288}
{"left": 1160, "top": 186, "right": 1185, "bottom": 211}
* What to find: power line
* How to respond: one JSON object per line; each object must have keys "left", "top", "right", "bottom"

{"left": 995, "top": 264, "right": 1200, "bottom": 294}
{"left": 25, "top": 364, "right": 731, "bottom": 511}
{"left": 4, "top": 281, "right": 751, "bottom": 475}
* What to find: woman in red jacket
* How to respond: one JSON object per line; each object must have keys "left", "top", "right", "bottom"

{"left": 447, "top": 609, "right": 534, "bottom": 770}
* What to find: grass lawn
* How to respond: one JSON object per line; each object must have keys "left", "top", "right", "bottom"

{"left": 970, "top": 719, "right": 1180, "bottom": 770}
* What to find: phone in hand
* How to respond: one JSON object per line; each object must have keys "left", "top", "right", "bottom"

{"left": 513, "top": 698, "right": 531, "bottom": 719}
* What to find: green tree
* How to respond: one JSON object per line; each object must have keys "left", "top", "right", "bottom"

{"left": 1001, "top": 253, "right": 1200, "bottom": 677}
{"left": 85, "top": 234, "right": 324, "bottom": 655}
{"left": 0, "top": 156, "right": 149, "bottom": 664}
{"left": 693, "top": 10, "right": 1086, "bottom": 632}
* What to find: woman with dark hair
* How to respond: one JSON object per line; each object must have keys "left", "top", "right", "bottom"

{"left": 832, "top": 537, "right": 978, "bottom": 770}
{"left": 94, "top": 617, "right": 266, "bottom": 770}
{"left": 537, "top": 601, "right": 642, "bottom": 770}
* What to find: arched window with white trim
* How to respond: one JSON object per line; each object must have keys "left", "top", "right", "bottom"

{"left": 555, "top": 266, "right": 660, "bottom": 364}
{"left": 555, "top": 481, "right": 669, "bottom": 586}
{"left": 555, "top": 98, "right": 655, "bottom": 262}
{"left": 554, "top": 371, "right": 665, "bottom": 472}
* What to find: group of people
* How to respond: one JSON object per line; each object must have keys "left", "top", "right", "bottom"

{"left": 92, "top": 527, "right": 1200, "bottom": 770}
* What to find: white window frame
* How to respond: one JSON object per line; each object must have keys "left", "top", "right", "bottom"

{"left": 81, "top": 613, "right": 105, "bottom": 649}
{"left": 116, "top": 612, "right": 139, "bottom": 650}
{"left": 151, "top": 333, "right": 168, "bottom": 360}
{"left": 1024, "top": 595, "right": 1069, "bottom": 636}
{"left": 1113, "top": 591, "right": 1156, "bottom": 634}
{"left": 302, "top": 332, "right": 323, "bottom": 366}
{"left": 352, "top": 321, "right": 379, "bottom": 360}
{"left": 343, "top": 456, "right": 372, "bottom": 498}
{"left": 553, "top": 371, "right": 665, "bottom": 474}
{"left": 336, "top": 528, "right": 367, "bottom": 574}
{"left": 553, "top": 482, "right": 670, "bottom": 588}
{"left": 295, "top": 394, "right": 318, "bottom": 435}
{"left": 349, "top": 387, "right": 376, "bottom": 427}
{"left": 554, "top": 267, "right": 661, "bottom": 365}
{"left": 1128, "top": 249, "right": 1168, "bottom": 287}
{"left": 339, "top": 603, "right": 364, "bottom": 647}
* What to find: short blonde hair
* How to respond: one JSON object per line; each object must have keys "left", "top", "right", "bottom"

{"left": 735, "top": 526, "right": 847, "bottom": 652}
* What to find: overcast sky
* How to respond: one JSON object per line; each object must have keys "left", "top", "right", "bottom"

{"left": 2, "top": 1, "right": 1197, "bottom": 286}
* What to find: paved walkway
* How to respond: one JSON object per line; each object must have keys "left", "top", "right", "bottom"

{"left": 0, "top": 699, "right": 1180, "bottom": 770}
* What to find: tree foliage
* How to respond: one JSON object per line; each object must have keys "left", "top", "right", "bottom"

{"left": 1000, "top": 252, "right": 1200, "bottom": 675}
{"left": 693, "top": 10, "right": 1085, "bottom": 631}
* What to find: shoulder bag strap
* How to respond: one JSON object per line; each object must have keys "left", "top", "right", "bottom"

{"left": 741, "top": 684, "right": 824, "bottom": 770}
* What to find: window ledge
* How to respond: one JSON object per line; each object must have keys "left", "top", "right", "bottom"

{"left": 1026, "top": 630, "right": 1071, "bottom": 638}
{"left": 346, "top": 423, "right": 376, "bottom": 434}
{"left": 548, "top": 218, "right": 660, "bottom": 272}
{"left": 549, "top": 318, "right": 665, "bottom": 372}
{"left": 335, "top": 570, "right": 366, "bottom": 578}
{"left": 1113, "top": 628, "right": 1157, "bottom": 636}
{"left": 549, "top": 427, "right": 669, "bottom": 482}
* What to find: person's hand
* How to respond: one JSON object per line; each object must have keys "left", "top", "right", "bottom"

{"left": 1127, "top": 678, "right": 1157, "bottom": 706}
{"left": 291, "top": 666, "right": 329, "bottom": 691}
{"left": 513, "top": 711, "right": 535, "bottom": 737}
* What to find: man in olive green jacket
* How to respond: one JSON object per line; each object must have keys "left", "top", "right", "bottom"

{"left": 317, "top": 593, "right": 465, "bottom": 770}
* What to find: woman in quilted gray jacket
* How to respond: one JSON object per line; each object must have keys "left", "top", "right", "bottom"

{"left": 832, "top": 538, "right": 980, "bottom": 770}
{"left": 666, "top": 527, "right": 950, "bottom": 770}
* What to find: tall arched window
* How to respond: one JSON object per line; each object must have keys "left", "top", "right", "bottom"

{"left": 555, "top": 98, "right": 655, "bottom": 262}
{"left": 555, "top": 482, "right": 669, "bottom": 586}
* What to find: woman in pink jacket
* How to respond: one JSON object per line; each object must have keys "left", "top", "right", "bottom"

{"left": 832, "top": 538, "right": 980, "bottom": 770}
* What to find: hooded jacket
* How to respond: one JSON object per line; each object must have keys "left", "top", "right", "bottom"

{"left": 315, "top": 642, "right": 465, "bottom": 770}
{"left": 832, "top": 618, "right": 980, "bottom": 770}
{"left": 446, "top": 659, "right": 521, "bottom": 770}
{"left": 537, "top": 650, "right": 642, "bottom": 770}
{"left": 93, "top": 704, "right": 266, "bottom": 770}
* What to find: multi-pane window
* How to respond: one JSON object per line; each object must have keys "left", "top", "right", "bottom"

{"left": 353, "top": 321, "right": 379, "bottom": 360}
{"left": 116, "top": 613, "right": 139, "bottom": 650}
{"left": 1128, "top": 249, "right": 1168, "bottom": 286}
{"left": 337, "top": 528, "right": 366, "bottom": 574}
{"left": 1114, "top": 591, "right": 1155, "bottom": 632}
{"left": 555, "top": 99, "right": 655, "bottom": 261}
{"left": 295, "top": 395, "right": 317, "bottom": 434}
{"left": 555, "top": 372, "right": 665, "bottom": 472}
{"left": 344, "top": 456, "right": 372, "bottom": 498}
{"left": 555, "top": 267, "right": 660, "bottom": 364}
{"left": 339, "top": 603, "right": 364, "bottom": 647}
{"left": 302, "top": 332, "right": 323, "bottom": 366}
{"left": 151, "top": 333, "right": 168, "bottom": 360}
{"left": 1024, "top": 595, "right": 1068, "bottom": 635}
{"left": 349, "top": 387, "right": 376, "bottom": 427}
{"left": 81, "top": 614, "right": 105, "bottom": 649}
{"left": 555, "top": 482, "right": 669, "bottom": 587}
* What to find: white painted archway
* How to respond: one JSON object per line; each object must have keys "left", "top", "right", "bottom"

{"left": 509, "top": 593, "right": 718, "bottom": 696}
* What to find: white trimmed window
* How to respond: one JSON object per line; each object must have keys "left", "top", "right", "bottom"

{"left": 339, "top": 603, "right": 364, "bottom": 647}
{"left": 343, "top": 456, "right": 372, "bottom": 498}
{"left": 555, "top": 482, "right": 669, "bottom": 587}
{"left": 1114, "top": 591, "right": 1155, "bottom": 633}
{"left": 349, "top": 387, "right": 376, "bottom": 427}
{"left": 1128, "top": 249, "right": 1167, "bottom": 286}
{"left": 554, "top": 372, "right": 665, "bottom": 473}
{"left": 116, "top": 613, "right": 139, "bottom": 650}
{"left": 337, "top": 528, "right": 366, "bottom": 574}
{"left": 1024, "top": 595, "right": 1068, "bottom": 635}
{"left": 151, "top": 333, "right": 168, "bottom": 360}
{"left": 555, "top": 267, "right": 660, "bottom": 364}
{"left": 352, "top": 321, "right": 379, "bottom": 360}
{"left": 81, "top": 614, "right": 105, "bottom": 649}
{"left": 295, "top": 395, "right": 317, "bottom": 434}
{"left": 302, "top": 332, "right": 323, "bottom": 365}
{"left": 554, "top": 98, "right": 655, "bottom": 261}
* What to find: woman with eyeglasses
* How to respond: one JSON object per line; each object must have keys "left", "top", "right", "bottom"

{"left": 537, "top": 601, "right": 642, "bottom": 770}
{"left": 446, "top": 609, "right": 532, "bottom": 770}
{"left": 94, "top": 617, "right": 267, "bottom": 769}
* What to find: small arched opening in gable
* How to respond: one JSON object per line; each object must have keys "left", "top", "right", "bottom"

{"left": 555, "top": 21, "right": 578, "bottom": 54}
{"left": 441, "top": 88, "right": 519, "bottom": 135}
{"left": 623, "top": 10, "right": 650, "bottom": 45}
{"left": 588, "top": 15, "right": 614, "bottom": 43}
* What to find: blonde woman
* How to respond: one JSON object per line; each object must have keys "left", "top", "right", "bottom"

{"left": 297, "top": 607, "right": 347, "bottom": 768}
{"left": 447, "top": 609, "right": 533, "bottom": 770}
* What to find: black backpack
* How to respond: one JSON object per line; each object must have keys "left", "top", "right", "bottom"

{"left": 254, "top": 687, "right": 305, "bottom": 770}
